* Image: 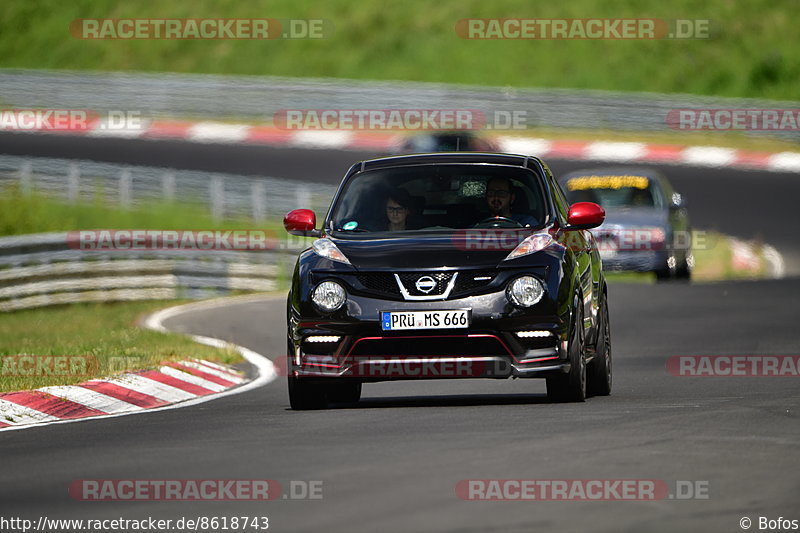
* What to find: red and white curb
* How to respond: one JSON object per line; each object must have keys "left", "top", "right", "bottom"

{"left": 7, "top": 120, "right": 800, "bottom": 173}
{"left": 729, "top": 238, "right": 785, "bottom": 278}
{"left": 0, "top": 297, "right": 277, "bottom": 432}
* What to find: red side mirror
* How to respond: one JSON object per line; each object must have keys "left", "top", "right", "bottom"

{"left": 284, "top": 209, "right": 317, "bottom": 236}
{"left": 566, "top": 202, "right": 605, "bottom": 230}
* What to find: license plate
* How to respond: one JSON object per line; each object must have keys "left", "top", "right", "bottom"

{"left": 381, "top": 310, "right": 471, "bottom": 331}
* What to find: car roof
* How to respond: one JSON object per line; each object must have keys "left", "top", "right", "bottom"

{"left": 355, "top": 152, "right": 543, "bottom": 172}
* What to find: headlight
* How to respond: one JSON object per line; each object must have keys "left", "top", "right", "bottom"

{"left": 312, "top": 281, "right": 346, "bottom": 312}
{"left": 504, "top": 233, "right": 554, "bottom": 261}
{"left": 312, "top": 238, "right": 351, "bottom": 264}
{"left": 506, "top": 276, "right": 544, "bottom": 307}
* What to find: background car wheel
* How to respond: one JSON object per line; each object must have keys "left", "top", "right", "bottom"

{"left": 547, "top": 295, "right": 586, "bottom": 403}
{"left": 327, "top": 381, "right": 362, "bottom": 404}
{"left": 288, "top": 377, "right": 328, "bottom": 410}
{"left": 588, "top": 294, "right": 612, "bottom": 397}
{"left": 675, "top": 252, "right": 692, "bottom": 280}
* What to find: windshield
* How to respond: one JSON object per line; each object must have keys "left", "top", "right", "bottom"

{"left": 329, "top": 164, "right": 547, "bottom": 233}
{"left": 562, "top": 174, "right": 664, "bottom": 209}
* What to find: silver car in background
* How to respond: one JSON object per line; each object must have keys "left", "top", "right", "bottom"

{"left": 558, "top": 167, "right": 692, "bottom": 280}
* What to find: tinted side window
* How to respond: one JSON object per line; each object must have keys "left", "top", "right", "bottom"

{"left": 545, "top": 167, "right": 569, "bottom": 223}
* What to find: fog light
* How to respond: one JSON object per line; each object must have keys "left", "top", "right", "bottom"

{"left": 506, "top": 276, "right": 544, "bottom": 307}
{"left": 312, "top": 281, "right": 346, "bottom": 312}
{"left": 305, "top": 335, "right": 341, "bottom": 343}
{"left": 516, "top": 330, "right": 553, "bottom": 338}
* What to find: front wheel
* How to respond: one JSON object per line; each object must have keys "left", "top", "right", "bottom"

{"left": 327, "top": 381, "right": 362, "bottom": 404}
{"left": 288, "top": 377, "right": 328, "bottom": 410}
{"left": 587, "top": 295, "right": 612, "bottom": 397}
{"left": 546, "top": 295, "right": 586, "bottom": 403}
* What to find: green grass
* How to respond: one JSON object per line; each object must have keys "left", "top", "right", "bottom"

{"left": 1, "top": 0, "right": 798, "bottom": 99}
{"left": 0, "top": 300, "right": 243, "bottom": 393}
{"left": 0, "top": 183, "right": 277, "bottom": 236}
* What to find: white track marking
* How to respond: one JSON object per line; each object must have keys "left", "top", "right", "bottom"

{"left": 768, "top": 152, "right": 800, "bottom": 173}
{"left": 37, "top": 386, "right": 142, "bottom": 414}
{"left": 584, "top": 141, "right": 647, "bottom": 161}
{"left": 99, "top": 374, "right": 196, "bottom": 402}
{"left": 290, "top": 130, "right": 353, "bottom": 149}
{"left": 762, "top": 245, "right": 786, "bottom": 279}
{"left": 187, "top": 122, "right": 251, "bottom": 143}
{"left": 681, "top": 146, "right": 737, "bottom": 167}
{"left": 179, "top": 360, "right": 244, "bottom": 382}
{"left": 497, "top": 136, "right": 553, "bottom": 156}
{"left": 159, "top": 366, "right": 227, "bottom": 392}
{"left": 0, "top": 399, "right": 59, "bottom": 425}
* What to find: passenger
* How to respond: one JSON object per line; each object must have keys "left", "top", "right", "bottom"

{"left": 385, "top": 188, "right": 413, "bottom": 231}
{"left": 484, "top": 177, "right": 537, "bottom": 226}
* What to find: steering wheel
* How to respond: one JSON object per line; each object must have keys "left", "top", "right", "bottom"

{"left": 473, "top": 216, "right": 524, "bottom": 229}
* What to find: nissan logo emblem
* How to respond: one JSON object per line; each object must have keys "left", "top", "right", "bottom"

{"left": 415, "top": 276, "right": 437, "bottom": 293}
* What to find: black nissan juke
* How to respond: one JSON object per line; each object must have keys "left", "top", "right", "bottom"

{"left": 284, "top": 152, "right": 611, "bottom": 409}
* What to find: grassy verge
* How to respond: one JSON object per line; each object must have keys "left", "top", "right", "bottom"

{"left": 0, "top": 300, "right": 243, "bottom": 393}
{"left": 606, "top": 230, "right": 773, "bottom": 284}
{"left": 0, "top": 184, "right": 272, "bottom": 236}
{"left": 1, "top": 0, "right": 798, "bottom": 100}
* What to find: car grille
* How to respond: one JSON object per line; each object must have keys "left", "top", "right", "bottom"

{"left": 452, "top": 269, "right": 496, "bottom": 295}
{"left": 353, "top": 270, "right": 497, "bottom": 300}
{"left": 356, "top": 273, "right": 401, "bottom": 297}
{"left": 396, "top": 272, "right": 453, "bottom": 297}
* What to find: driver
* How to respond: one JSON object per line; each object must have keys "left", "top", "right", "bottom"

{"left": 484, "top": 177, "right": 537, "bottom": 227}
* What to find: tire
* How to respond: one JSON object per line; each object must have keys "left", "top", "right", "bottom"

{"left": 655, "top": 268, "right": 672, "bottom": 281}
{"left": 675, "top": 252, "right": 692, "bottom": 280}
{"left": 288, "top": 377, "right": 328, "bottom": 410}
{"left": 327, "top": 381, "right": 362, "bottom": 404}
{"left": 547, "top": 295, "right": 586, "bottom": 403}
{"left": 587, "top": 295, "right": 612, "bottom": 397}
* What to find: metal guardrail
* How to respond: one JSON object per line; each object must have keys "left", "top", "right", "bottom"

{"left": 0, "top": 154, "right": 336, "bottom": 312}
{"left": 0, "top": 155, "right": 337, "bottom": 221}
{"left": 1, "top": 69, "right": 798, "bottom": 140}
{"left": 0, "top": 232, "right": 286, "bottom": 311}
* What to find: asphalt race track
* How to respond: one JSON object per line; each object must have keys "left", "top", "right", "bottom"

{"left": 1, "top": 134, "right": 799, "bottom": 532}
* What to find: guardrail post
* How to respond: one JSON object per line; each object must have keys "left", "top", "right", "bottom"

{"left": 162, "top": 170, "right": 176, "bottom": 202}
{"left": 252, "top": 181, "right": 266, "bottom": 221}
{"left": 210, "top": 176, "right": 225, "bottom": 221}
{"left": 119, "top": 168, "right": 132, "bottom": 208}
{"left": 296, "top": 184, "right": 311, "bottom": 209}
{"left": 67, "top": 163, "right": 80, "bottom": 204}
{"left": 18, "top": 161, "right": 33, "bottom": 195}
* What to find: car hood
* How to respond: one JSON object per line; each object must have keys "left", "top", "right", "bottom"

{"left": 330, "top": 234, "right": 520, "bottom": 270}
{"left": 596, "top": 207, "right": 668, "bottom": 231}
